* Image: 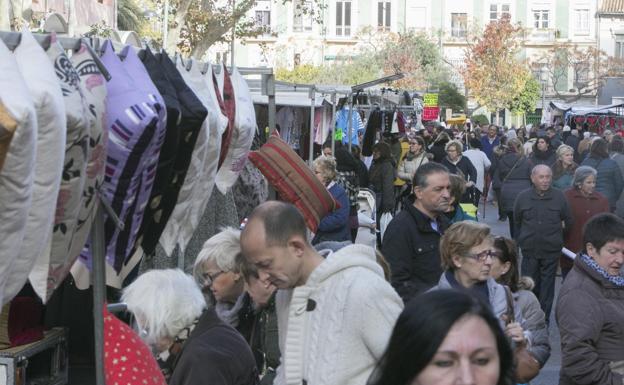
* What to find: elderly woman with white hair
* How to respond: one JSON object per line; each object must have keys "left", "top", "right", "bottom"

{"left": 122, "top": 269, "right": 258, "bottom": 385}
{"left": 193, "top": 227, "right": 256, "bottom": 340}
{"left": 441, "top": 139, "right": 477, "bottom": 203}
{"left": 562, "top": 166, "right": 610, "bottom": 279}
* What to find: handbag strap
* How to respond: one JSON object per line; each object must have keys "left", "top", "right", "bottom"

{"left": 503, "top": 285, "right": 515, "bottom": 324}
{"left": 502, "top": 156, "right": 523, "bottom": 184}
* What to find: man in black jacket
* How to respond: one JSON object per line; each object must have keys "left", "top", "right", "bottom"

{"left": 382, "top": 162, "right": 452, "bottom": 303}
{"left": 514, "top": 164, "right": 572, "bottom": 323}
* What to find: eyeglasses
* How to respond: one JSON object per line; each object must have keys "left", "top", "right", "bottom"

{"left": 202, "top": 271, "right": 225, "bottom": 287}
{"left": 465, "top": 249, "right": 496, "bottom": 262}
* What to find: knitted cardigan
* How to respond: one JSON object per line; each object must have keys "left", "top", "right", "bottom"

{"left": 274, "top": 244, "right": 403, "bottom": 385}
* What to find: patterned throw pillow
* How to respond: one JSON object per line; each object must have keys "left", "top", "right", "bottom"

{"left": 249, "top": 134, "right": 338, "bottom": 232}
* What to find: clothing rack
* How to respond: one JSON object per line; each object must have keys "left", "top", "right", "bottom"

{"left": 346, "top": 73, "right": 405, "bottom": 151}
{"left": 0, "top": 29, "right": 280, "bottom": 385}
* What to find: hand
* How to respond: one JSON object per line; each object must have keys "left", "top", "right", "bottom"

{"left": 466, "top": 181, "right": 475, "bottom": 188}
{"left": 504, "top": 322, "right": 526, "bottom": 344}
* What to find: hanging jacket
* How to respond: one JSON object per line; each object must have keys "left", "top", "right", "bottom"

{"left": 362, "top": 110, "right": 381, "bottom": 156}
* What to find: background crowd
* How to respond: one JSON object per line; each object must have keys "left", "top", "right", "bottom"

{"left": 120, "top": 121, "right": 623, "bottom": 385}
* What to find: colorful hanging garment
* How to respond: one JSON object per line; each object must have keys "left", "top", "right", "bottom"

{"left": 215, "top": 64, "right": 236, "bottom": 170}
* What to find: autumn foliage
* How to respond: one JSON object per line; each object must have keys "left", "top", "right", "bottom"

{"left": 462, "top": 15, "right": 532, "bottom": 113}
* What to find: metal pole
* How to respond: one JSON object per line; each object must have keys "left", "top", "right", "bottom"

{"left": 309, "top": 88, "right": 316, "bottom": 166}
{"left": 330, "top": 92, "right": 337, "bottom": 155}
{"left": 163, "top": 0, "right": 169, "bottom": 49}
{"left": 266, "top": 74, "right": 276, "bottom": 134}
{"left": 230, "top": 0, "right": 236, "bottom": 69}
{"left": 91, "top": 204, "right": 106, "bottom": 385}
{"left": 347, "top": 93, "right": 354, "bottom": 151}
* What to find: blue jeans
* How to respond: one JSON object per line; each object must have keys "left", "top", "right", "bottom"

{"left": 521, "top": 251, "right": 559, "bottom": 324}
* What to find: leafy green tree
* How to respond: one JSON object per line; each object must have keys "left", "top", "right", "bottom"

{"left": 438, "top": 81, "right": 466, "bottom": 113}
{"left": 508, "top": 73, "right": 541, "bottom": 113}
{"left": 118, "top": 0, "right": 145, "bottom": 31}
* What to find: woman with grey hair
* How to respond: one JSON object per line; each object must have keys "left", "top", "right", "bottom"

{"left": 312, "top": 155, "right": 350, "bottom": 244}
{"left": 122, "top": 269, "right": 258, "bottom": 385}
{"left": 193, "top": 227, "right": 256, "bottom": 340}
{"left": 563, "top": 166, "right": 610, "bottom": 279}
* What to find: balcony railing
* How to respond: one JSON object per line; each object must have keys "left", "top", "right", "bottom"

{"left": 524, "top": 28, "right": 558, "bottom": 42}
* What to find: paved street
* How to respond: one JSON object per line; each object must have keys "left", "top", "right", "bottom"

{"left": 480, "top": 199, "right": 562, "bottom": 385}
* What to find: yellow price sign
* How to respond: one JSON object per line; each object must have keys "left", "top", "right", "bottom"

{"left": 424, "top": 93, "right": 438, "bottom": 107}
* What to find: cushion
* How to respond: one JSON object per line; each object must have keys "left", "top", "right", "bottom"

{"left": 103, "top": 307, "right": 166, "bottom": 385}
{"left": 0, "top": 101, "right": 17, "bottom": 173}
{"left": 7, "top": 29, "right": 66, "bottom": 304}
{"left": 248, "top": 134, "right": 338, "bottom": 232}
{"left": 0, "top": 39, "right": 37, "bottom": 306}
{"left": 76, "top": 40, "right": 159, "bottom": 277}
{"left": 157, "top": 60, "right": 225, "bottom": 256}
{"left": 215, "top": 67, "right": 256, "bottom": 194}
{"left": 46, "top": 35, "right": 91, "bottom": 279}
{"left": 0, "top": 297, "right": 44, "bottom": 348}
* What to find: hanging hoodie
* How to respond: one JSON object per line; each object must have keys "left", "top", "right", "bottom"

{"left": 75, "top": 40, "right": 159, "bottom": 284}
{"left": 0, "top": 39, "right": 37, "bottom": 306}
{"left": 274, "top": 244, "right": 403, "bottom": 385}
{"left": 36, "top": 41, "right": 110, "bottom": 302}
{"left": 8, "top": 29, "right": 66, "bottom": 304}
{"left": 46, "top": 34, "right": 91, "bottom": 287}
{"left": 153, "top": 52, "right": 207, "bottom": 257}
{"left": 157, "top": 59, "right": 222, "bottom": 257}
{"left": 214, "top": 67, "right": 256, "bottom": 194}
{"left": 137, "top": 47, "right": 182, "bottom": 257}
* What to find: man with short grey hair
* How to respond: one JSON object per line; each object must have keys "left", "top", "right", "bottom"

{"left": 514, "top": 164, "right": 572, "bottom": 322}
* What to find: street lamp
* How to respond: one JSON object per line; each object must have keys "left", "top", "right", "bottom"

{"left": 540, "top": 67, "right": 548, "bottom": 123}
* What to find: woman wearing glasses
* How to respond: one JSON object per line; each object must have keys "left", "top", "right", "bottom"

{"left": 431, "top": 221, "right": 527, "bottom": 347}
{"left": 193, "top": 227, "right": 256, "bottom": 342}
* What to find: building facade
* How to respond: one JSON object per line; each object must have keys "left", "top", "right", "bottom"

{"left": 222, "top": 0, "right": 605, "bottom": 108}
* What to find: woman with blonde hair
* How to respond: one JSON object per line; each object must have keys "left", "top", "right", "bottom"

{"left": 552, "top": 144, "right": 577, "bottom": 190}
{"left": 312, "top": 155, "right": 350, "bottom": 244}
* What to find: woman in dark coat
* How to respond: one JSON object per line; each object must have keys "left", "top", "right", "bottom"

{"left": 369, "top": 141, "right": 396, "bottom": 215}
{"left": 496, "top": 138, "right": 531, "bottom": 238}
{"left": 563, "top": 166, "right": 610, "bottom": 279}
{"left": 529, "top": 136, "right": 556, "bottom": 167}
{"left": 429, "top": 131, "right": 451, "bottom": 163}
{"left": 581, "top": 138, "right": 624, "bottom": 211}
{"left": 441, "top": 139, "right": 477, "bottom": 203}
{"left": 556, "top": 213, "right": 624, "bottom": 385}
{"left": 311, "top": 155, "right": 350, "bottom": 244}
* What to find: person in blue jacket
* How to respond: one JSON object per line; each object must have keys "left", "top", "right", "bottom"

{"left": 311, "top": 155, "right": 350, "bottom": 245}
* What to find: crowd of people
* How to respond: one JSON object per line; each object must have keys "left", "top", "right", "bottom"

{"left": 119, "top": 122, "right": 623, "bottom": 385}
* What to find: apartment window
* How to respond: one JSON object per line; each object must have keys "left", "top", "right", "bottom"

{"left": 336, "top": 1, "right": 352, "bottom": 36}
{"left": 574, "top": 9, "right": 589, "bottom": 34}
{"left": 533, "top": 9, "right": 549, "bottom": 29}
{"left": 255, "top": 10, "right": 270, "bottom": 30}
{"left": 377, "top": 1, "right": 391, "bottom": 31}
{"left": 489, "top": 3, "right": 510, "bottom": 22}
{"left": 451, "top": 13, "right": 467, "bottom": 38}
{"left": 293, "top": 0, "right": 313, "bottom": 32}
{"left": 616, "top": 35, "right": 624, "bottom": 59}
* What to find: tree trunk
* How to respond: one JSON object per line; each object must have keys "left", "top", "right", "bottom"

{"left": 165, "top": 0, "right": 194, "bottom": 53}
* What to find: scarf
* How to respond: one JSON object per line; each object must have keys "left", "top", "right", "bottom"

{"left": 580, "top": 253, "right": 624, "bottom": 287}
{"left": 156, "top": 315, "right": 200, "bottom": 381}
{"left": 215, "top": 292, "right": 246, "bottom": 327}
{"left": 444, "top": 270, "right": 490, "bottom": 304}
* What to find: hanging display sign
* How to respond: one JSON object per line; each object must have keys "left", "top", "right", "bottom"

{"left": 423, "top": 107, "right": 440, "bottom": 121}
{"left": 424, "top": 93, "right": 439, "bottom": 107}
